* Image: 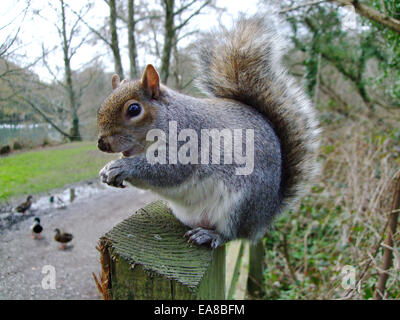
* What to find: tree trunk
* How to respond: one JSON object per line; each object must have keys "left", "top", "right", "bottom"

{"left": 128, "top": 0, "right": 138, "bottom": 79}
{"left": 69, "top": 113, "right": 81, "bottom": 141}
{"left": 17, "top": 95, "right": 73, "bottom": 140}
{"left": 160, "top": 0, "right": 175, "bottom": 84}
{"left": 355, "top": 35, "right": 373, "bottom": 110}
{"left": 374, "top": 174, "right": 400, "bottom": 299}
{"left": 109, "top": 0, "right": 124, "bottom": 79}
{"left": 173, "top": 40, "right": 181, "bottom": 90}
{"left": 60, "top": 0, "right": 81, "bottom": 141}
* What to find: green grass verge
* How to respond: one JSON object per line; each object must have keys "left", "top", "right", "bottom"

{"left": 0, "top": 141, "right": 117, "bottom": 203}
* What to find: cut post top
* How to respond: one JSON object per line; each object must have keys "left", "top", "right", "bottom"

{"left": 99, "top": 200, "right": 225, "bottom": 299}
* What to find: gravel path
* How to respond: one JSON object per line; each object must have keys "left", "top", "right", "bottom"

{"left": 0, "top": 183, "right": 157, "bottom": 300}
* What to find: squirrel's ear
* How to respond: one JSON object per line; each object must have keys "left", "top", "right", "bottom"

{"left": 141, "top": 64, "right": 160, "bottom": 99}
{"left": 111, "top": 74, "right": 120, "bottom": 90}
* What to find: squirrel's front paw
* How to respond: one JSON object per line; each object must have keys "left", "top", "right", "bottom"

{"left": 99, "top": 159, "right": 130, "bottom": 188}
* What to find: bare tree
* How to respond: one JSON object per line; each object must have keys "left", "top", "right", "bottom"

{"left": 2, "top": 66, "right": 75, "bottom": 140}
{"left": 60, "top": 0, "right": 82, "bottom": 140}
{"left": 0, "top": 0, "right": 73, "bottom": 135}
{"left": 9, "top": 0, "right": 95, "bottom": 141}
{"left": 0, "top": 1, "right": 31, "bottom": 60}
{"left": 66, "top": 1, "right": 124, "bottom": 79}
{"left": 124, "top": 0, "right": 162, "bottom": 79}
{"left": 0, "top": 1, "right": 32, "bottom": 80}
{"left": 108, "top": 0, "right": 124, "bottom": 78}
{"left": 160, "top": 0, "right": 175, "bottom": 83}
{"left": 127, "top": 0, "right": 138, "bottom": 78}
{"left": 160, "top": 0, "right": 211, "bottom": 84}
{"left": 111, "top": 0, "right": 163, "bottom": 79}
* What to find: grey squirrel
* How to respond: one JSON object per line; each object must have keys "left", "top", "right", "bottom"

{"left": 97, "top": 16, "right": 320, "bottom": 249}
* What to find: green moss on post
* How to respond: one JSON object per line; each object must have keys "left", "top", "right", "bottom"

{"left": 247, "top": 240, "right": 265, "bottom": 298}
{"left": 99, "top": 200, "right": 225, "bottom": 300}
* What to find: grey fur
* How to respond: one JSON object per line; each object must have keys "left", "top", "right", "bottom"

{"left": 99, "top": 15, "right": 320, "bottom": 247}
{"left": 195, "top": 16, "right": 321, "bottom": 211}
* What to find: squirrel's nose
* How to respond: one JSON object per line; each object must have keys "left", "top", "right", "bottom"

{"left": 98, "top": 136, "right": 111, "bottom": 152}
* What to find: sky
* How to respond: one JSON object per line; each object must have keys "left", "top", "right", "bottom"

{"left": 0, "top": 0, "right": 280, "bottom": 82}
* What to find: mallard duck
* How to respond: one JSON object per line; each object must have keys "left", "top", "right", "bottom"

{"left": 56, "top": 197, "right": 66, "bottom": 209}
{"left": 50, "top": 196, "right": 66, "bottom": 209}
{"left": 16, "top": 195, "right": 33, "bottom": 214}
{"left": 30, "top": 217, "right": 43, "bottom": 239}
{"left": 54, "top": 228, "right": 73, "bottom": 249}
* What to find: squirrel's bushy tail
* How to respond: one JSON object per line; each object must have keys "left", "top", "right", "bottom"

{"left": 196, "top": 16, "right": 320, "bottom": 211}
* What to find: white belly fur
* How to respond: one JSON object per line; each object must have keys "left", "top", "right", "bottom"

{"left": 151, "top": 176, "right": 241, "bottom": 235}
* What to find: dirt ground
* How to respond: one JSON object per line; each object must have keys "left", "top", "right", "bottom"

{"left": 0, "top": 182, "right": 157, "bottom": 300}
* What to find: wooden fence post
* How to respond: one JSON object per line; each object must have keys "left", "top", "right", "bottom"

{"left": 94, "top": 200, "right": 225, "bottom": 300}
{"left": 226, "top": 241, "right": 247, "bottom": 300}
{"left": 247, "top": 240, "right": 265, "bottom": 298}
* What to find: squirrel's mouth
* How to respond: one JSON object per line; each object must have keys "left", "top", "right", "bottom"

{"left": 122, "top": 147, "right": 135, "bottom": 157}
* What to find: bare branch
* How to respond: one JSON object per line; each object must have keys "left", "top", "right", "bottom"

{"left": 65, "top": 2, "right": 110, "bottom": 45}
{"left": 174, "top": 0, "right": 197, "bottom": 16}
{"left": 41, "top": 44, "right": 65, "bottom": 88}
{"left": 328, "top": 0, "right": 400, "bottom": 35}
{"left": 174, "top": 0, "right": 211, "bottom": 32}
{"left": 0, "top": 1, "right": 31, "bottom": 57}
{"left": 4, "top": 76, "right": 72, "bottom": 139}
{"left": 279, "top": 0, "right": 326, "bottom": 13}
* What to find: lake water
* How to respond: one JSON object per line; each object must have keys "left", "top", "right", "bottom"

{"left": 0, "top": 123, "right": 63, "bottom": 147}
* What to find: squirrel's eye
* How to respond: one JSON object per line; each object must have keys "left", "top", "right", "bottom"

{"left": 127, "top": 103, "right": 141, "bottom": 117}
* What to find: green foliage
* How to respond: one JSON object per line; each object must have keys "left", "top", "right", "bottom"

{"left": 263, "top": 195, "right": 343, "bottom": 299}
{"left": 263, "top": 193, "right": 399, "bottom": 299}
{"left": 361, "top": 0, "right": 400, "bottom": 105}
{"left": 286, "top": 1, "right": 399, "bottom": 109}
{"left": 259, "top": 98, "right": 400, "bottom": 299}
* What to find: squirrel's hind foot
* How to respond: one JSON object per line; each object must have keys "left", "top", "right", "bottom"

{"left": 184, "top": 227, "right": 225, "bottom": 249}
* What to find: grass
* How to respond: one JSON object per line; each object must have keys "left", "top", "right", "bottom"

{"left": 0, "top": 141, "right": 117, "bottom": 203}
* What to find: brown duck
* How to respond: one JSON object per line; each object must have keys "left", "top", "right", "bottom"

{"left": 16, "top": 195, "right": 33, "bottom": 214}
{"left": 54, "top": 228, "right": 73, "bottom": 249}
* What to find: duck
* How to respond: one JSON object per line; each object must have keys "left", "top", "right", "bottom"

{"left": 56, "top": 197, "right": 66, "bottom": 209}
{"left": 50, "top": 195, "right": 66, "bottom": 209}
{"left": 54, "top": 228, "right": 73, "bottom": 249}
{"left": 15, "top": 195, "right": 33, "bottom": 214}
{"left": 30, "top": 217, "right": 43, "bottom": 239}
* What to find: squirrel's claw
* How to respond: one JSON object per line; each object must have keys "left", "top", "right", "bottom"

{"left": 99, "top": 160, "right": 128, "bottom": 188}
{"left": 184, "top": 227, "right": 224, "bottom": 249}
